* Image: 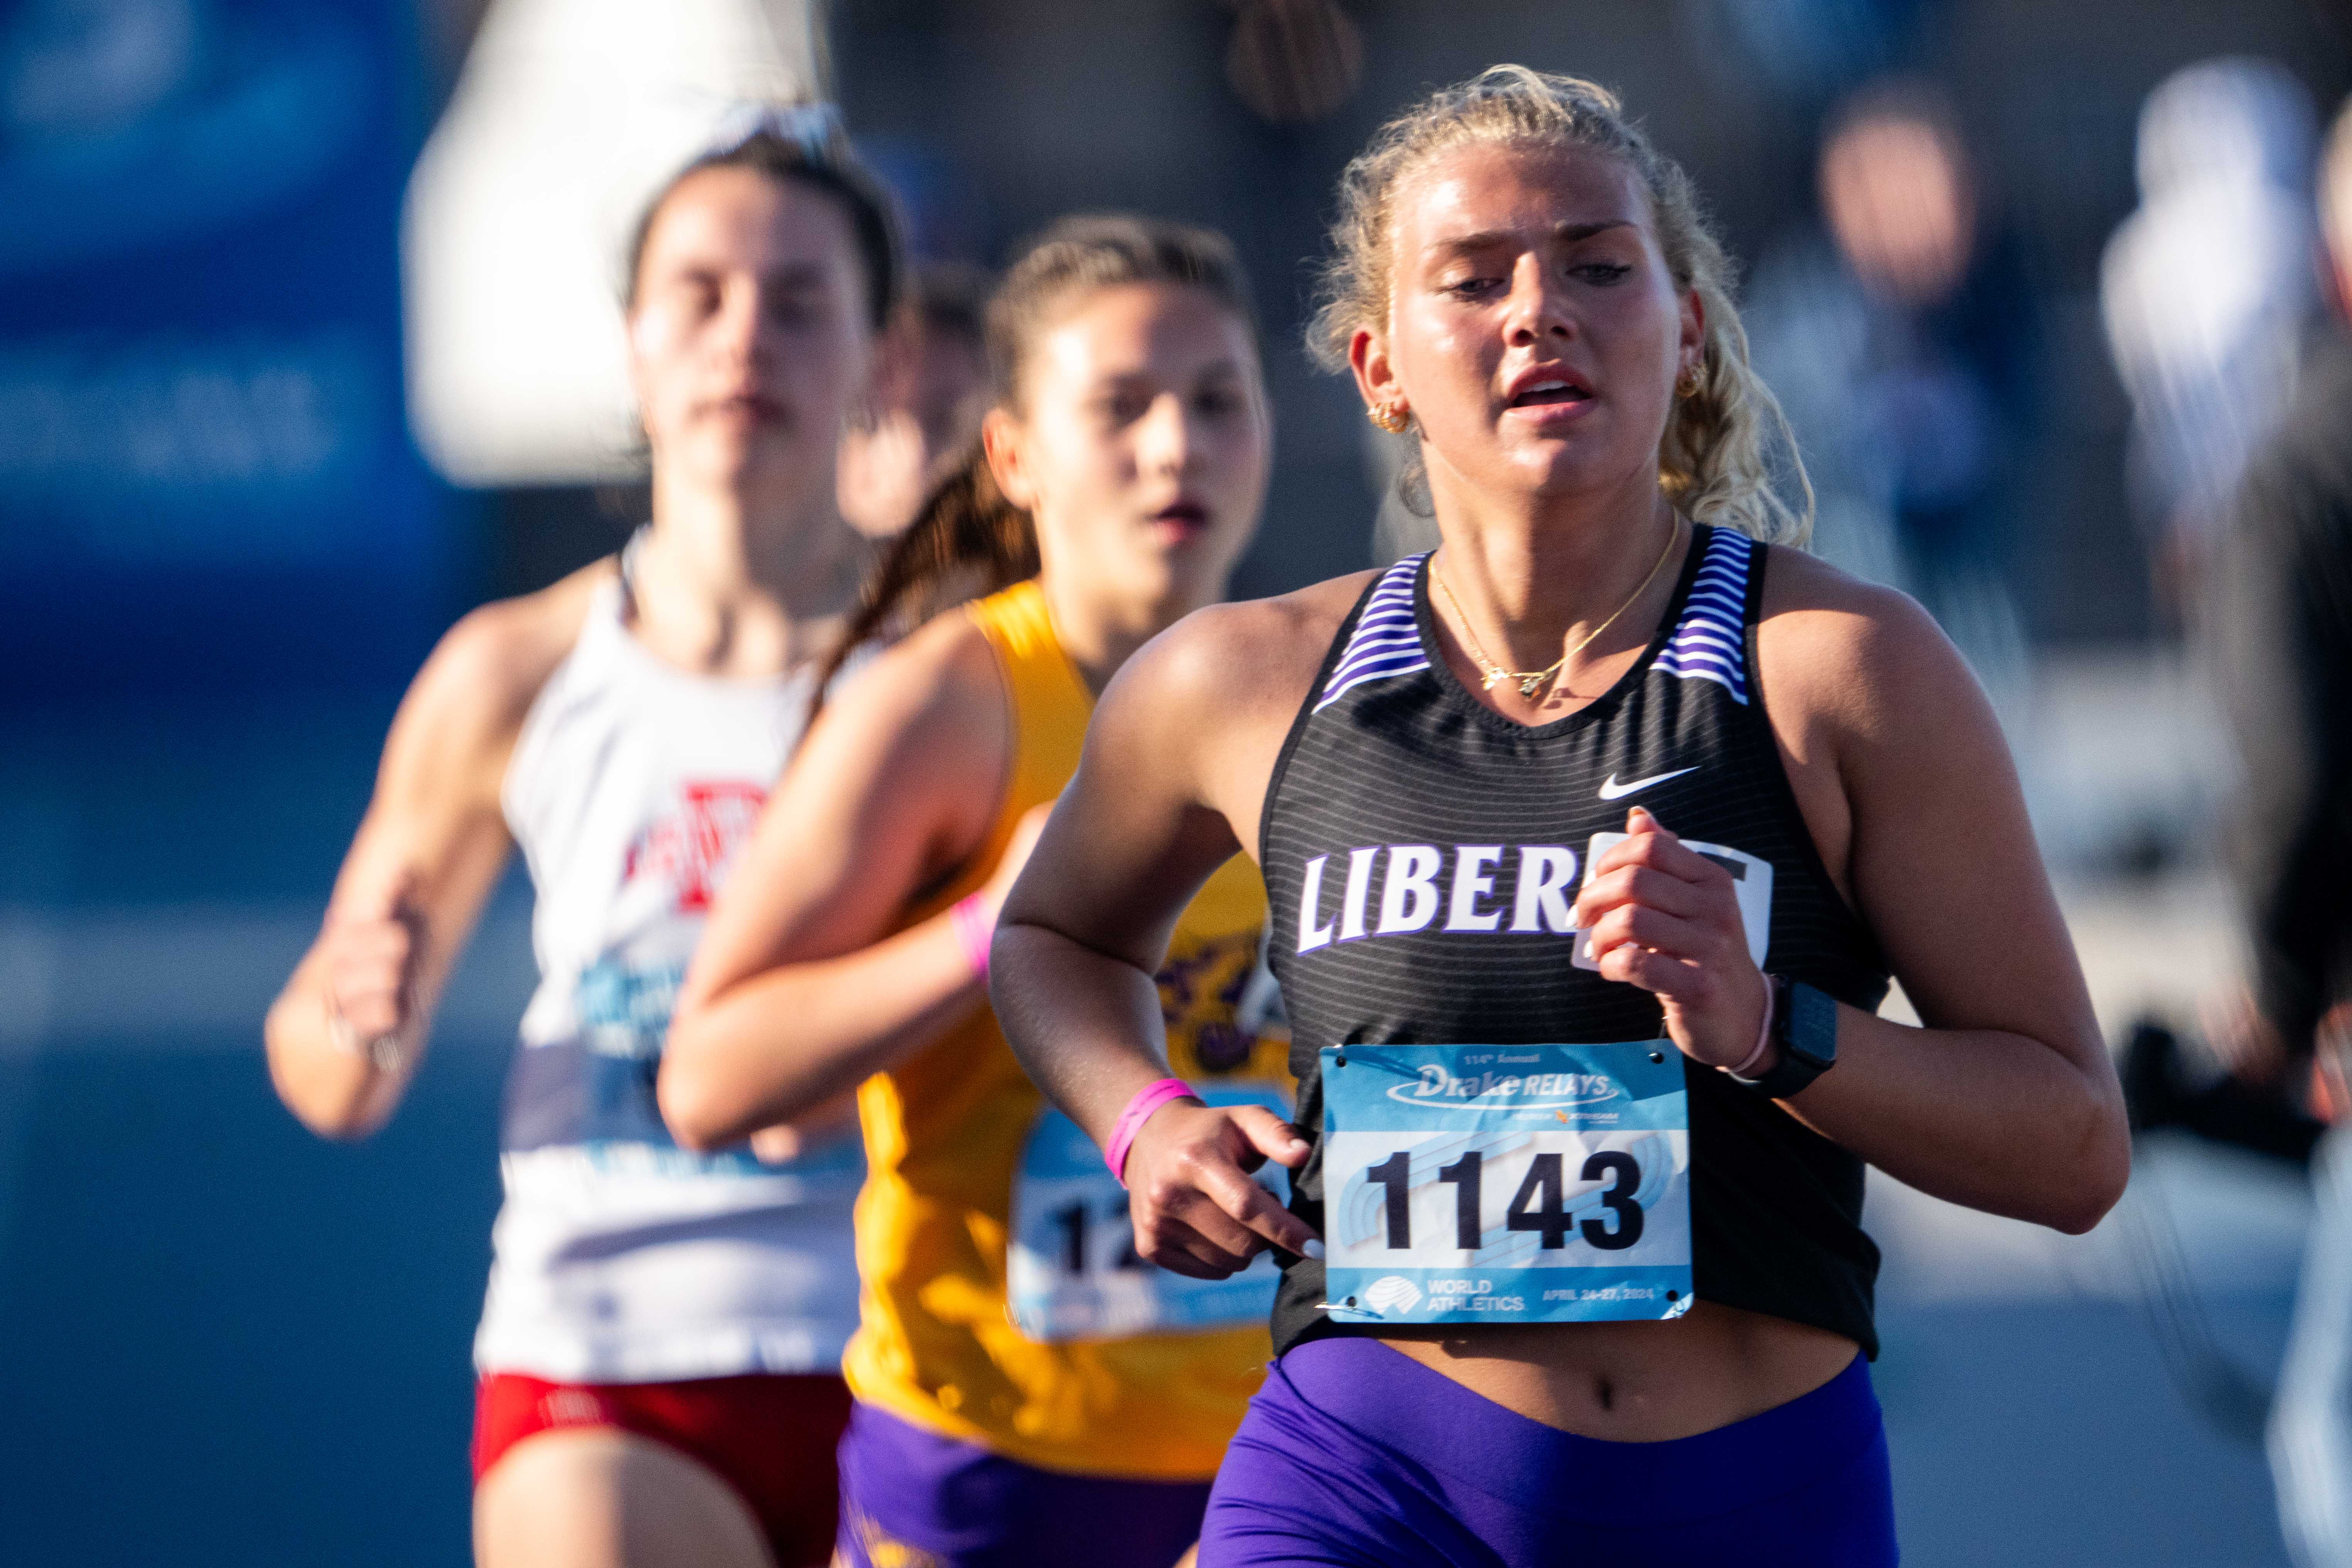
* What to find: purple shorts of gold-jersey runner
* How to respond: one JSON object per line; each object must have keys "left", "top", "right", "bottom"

{"left": 834, "top": 1402, "right": 1213, "bottom": 1568}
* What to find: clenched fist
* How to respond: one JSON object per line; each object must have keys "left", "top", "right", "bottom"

{"left": 320, "top": 872, "right": 426, "bottom": 1072}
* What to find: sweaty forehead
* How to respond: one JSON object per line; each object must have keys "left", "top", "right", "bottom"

{"left": 1393, "top": 142, "right": 1650, "bottom": 256}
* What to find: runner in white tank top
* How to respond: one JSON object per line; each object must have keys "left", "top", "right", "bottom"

{"left": 478, "top": 534, "right": 863, "bottom": 1384}
{"left": 265, "top": 112, "right": 907, "bottom": 1568}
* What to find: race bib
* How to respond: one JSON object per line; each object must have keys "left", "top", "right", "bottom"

{"left": 1006, "top": 1083, "right": 1292, "bottom": 1343}
{"left": 1320, "top": 1043, "right": 1691, "bottom": 1325}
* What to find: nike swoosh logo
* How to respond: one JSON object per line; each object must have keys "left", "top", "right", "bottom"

{"left": 1597, "top": 767, "right": 1698, "bottom": 800}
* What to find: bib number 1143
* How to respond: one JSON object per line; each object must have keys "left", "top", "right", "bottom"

{"left": 1363, "top": 1147, "right": 1646, "bottom": 1252}
{"left": 1320, "top": 1042, "right": 1692, "bottom": 1325}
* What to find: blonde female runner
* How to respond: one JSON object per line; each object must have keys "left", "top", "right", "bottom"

{"left": 990, "top": 69, "right": 2129, "bottom": 1567}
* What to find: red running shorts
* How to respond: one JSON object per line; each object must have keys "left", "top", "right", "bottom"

{"left": 473, "top": 1371, "right": 853, "bottom": 1567}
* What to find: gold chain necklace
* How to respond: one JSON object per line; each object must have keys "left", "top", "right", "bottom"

{"left": 1432, "top": 519, "right": 1682, "bottom": 700}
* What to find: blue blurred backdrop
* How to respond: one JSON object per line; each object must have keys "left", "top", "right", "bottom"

{"left": 3, "top": 0, "right": 2345, "bottom": 1561}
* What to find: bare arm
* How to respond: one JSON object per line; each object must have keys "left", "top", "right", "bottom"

{"left": 659, "top": 616, "right": 1029, "bottom": 1152}
{"left": 264, "top": 583, "right": 590, "bottom": 1139}
{"left": 1574, "top": 553, "right": 2129, "bottom": 1233}
{"left": 994, "top": 590, "right": 1360, "bottom": 1274}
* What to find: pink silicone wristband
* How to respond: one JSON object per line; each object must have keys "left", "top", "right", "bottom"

{"left": 1727, "top": 978, "right": 1776, "bottom": 1078}
{"left": 950, "top": 893, "right": 994, "bottom": 982}
{"left": 1105, "top": 1078, "right": 1197, "bottom": 1187}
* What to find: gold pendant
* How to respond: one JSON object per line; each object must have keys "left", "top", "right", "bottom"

{"left": 1519, "top": 674, "right": 1544, "bottom": 698}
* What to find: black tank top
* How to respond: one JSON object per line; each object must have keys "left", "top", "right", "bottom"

{"left": 1259, "top": 523, "right": 1891, "bottom": 1357}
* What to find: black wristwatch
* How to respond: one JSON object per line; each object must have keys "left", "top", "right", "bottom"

{"left": 1733, "top": 974, "right": 1838, "bottom": 1100}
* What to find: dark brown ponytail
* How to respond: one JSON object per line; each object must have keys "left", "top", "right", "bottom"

{"left": 813, "top": 446, "right": 1039, "bottom": 704}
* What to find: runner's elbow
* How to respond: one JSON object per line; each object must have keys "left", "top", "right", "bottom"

{"left": 654, "top": 1007, "right": 732, "bottom": 1151}
{"left": 264, "top": 1011, "right": 393, "bottom": 1141}
{"left": 2063, "top": 1144, "right": 2132, "bottom": 1236}
{"left": 268, "top": 1051, "right": 391, "bottom": 1142}
{"left": 2044, "top": 1186, "right": 2120, "bottom": 1237}
{"left": 280, "top": 1086, "right": 386, "bottom": 1142}
{"left": 655, "top": 1051, "right": 741, "bottom": 1154}
{"left": 2043, "top": 1092, "right": 2132, "bottom": 1235}
{"left": 654, "top": 1029, "right": 733, "bottom": 1152}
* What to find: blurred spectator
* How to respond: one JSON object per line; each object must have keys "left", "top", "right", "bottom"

{"left": 2102, "top": 57, "right": 2317, "bottom": 622}
{"left": 836, "top": 262, "right": 992, "bottom": 541}
{"left": 1224, "top": 0, "right": 1364, "bottom": 125}
{"left": 1745, "top": 79, "right": 2041, "bottom": 710}
{"left": 2194, "top": 93, "right": 2352, "bottom": 1568}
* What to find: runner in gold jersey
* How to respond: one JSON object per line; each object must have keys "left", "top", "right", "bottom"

{"left": 662, "top": 215, "right": 1284, "bottom": 1568}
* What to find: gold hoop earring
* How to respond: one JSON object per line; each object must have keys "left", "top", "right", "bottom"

{"left": 1675, "top": 367, "right": 1702, "bottom": 399}
{"left": 1369, "top": 402, "right": 1410, "bottom": 434}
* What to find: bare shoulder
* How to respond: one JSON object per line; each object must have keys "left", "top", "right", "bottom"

{"left": 1115, "top": 570, "right": 1379, "bottom": 725}
{"left": 1096, "top": 572, "right": 1379, "bottom": 845}
{"left": 1753, "top": 544, "right": 1969, "bottom": 740}
{"left": 421, "top": 561, "right": 606, "bottom": 725}
{"left": 824, "top": 603, "right": 1004, "bottom": 746}
{"left": 384, "top": 560, "right": 611, "bottom": 796}
{"left": 847, "top": 600, "right": 1001, "bottom": 700}
{"left": 789, "top": 604, "right": 1011, "bottom": 821}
